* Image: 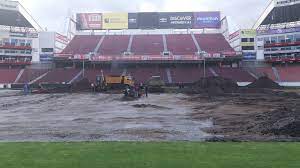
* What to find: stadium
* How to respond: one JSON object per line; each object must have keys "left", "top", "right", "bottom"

{"left": 0, "top": 0, "right": 300, "bottom": 167}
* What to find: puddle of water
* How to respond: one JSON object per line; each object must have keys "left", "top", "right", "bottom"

{"left": 0, "top": 92, "right": 212, "bottom": 141}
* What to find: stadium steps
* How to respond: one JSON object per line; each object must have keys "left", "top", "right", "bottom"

{"left": 191, "top": 33, "right": 201, "bottom": 52}
{"left": 29, "top": 71, "right": 50, "bottom": 84}
{"left": 122, "top": 69, "right": 127, "bottom": 76}
{"left": 162, "top": 34, "right": 168, "bottom": 52}
{"left": 209, "top": 68, "right": 218, "bottom": 77}
{"left": 69, "top": 70, "right": 83, "bottom": 84}
{"left": 94, "top": 35, "right": 106, "bottom": 53}
{"left": 127, "top": 35, "right": 134, "bottom": 52}
{"left": 166, "top": 68, "right": 172, "bottom": 83}
{"left": 245, "top": 68, "right": 259, "bottom": 80}
{"left": 272, "top": 67, "right": 281, "bottom": 82}
{"left": 14, "top": 69, "right": 25, "bottom": 83}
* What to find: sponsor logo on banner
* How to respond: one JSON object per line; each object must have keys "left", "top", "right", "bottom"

{"left": 128, "top": 13, "right": 138, "bottom": 29}
{"left": 76, "top": 13, "right": 102, "bottom": 30}
{"left": 229, "top": 30, "right": 240, "bottom": 40}
{"left": 159, "top": 12, "right": 193, "bottom": 29}
{"left": 193, "top": 12, "right": 221, "bottom": 29}
{"left": 240, "top": 29, "right": 256, "bottom": 38}
{"left": 257, "top": 27, "right": 300, "bottom": 35}
{"left": 102, "top": 13, "right": 128, "bottom": 29}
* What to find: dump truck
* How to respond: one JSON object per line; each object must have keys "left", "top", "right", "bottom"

{"left": 95, "top": 74, "right": 135, "bottom": 91}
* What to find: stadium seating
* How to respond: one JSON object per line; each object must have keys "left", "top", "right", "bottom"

{"left": 254, "top": 67, "right": 277, "bottom": 81}
{"left": 213, "top": 67, "right": 255, "bottom": 82}
{"left": 62, "top": 35, "right": 102, "bottom": 54}
{"left": 276, "top": 66, "right": 300, "bottom": 82}
{"left": 36, "top": 68, "right": 80, "bottom": 84}
{"left": 127, "top": 67, "right": 168, "bottom": 83}
{"left": 0, "top": 69, "right": 20, "bottom": 84}
{"left": 17, "top": 69, "right": 49, "bottom": 84}
{"left": 166, "top": 34, "right": 197, "bottom": 55}
{"left": 98, "top": 35, "right": 130, "bottom": 55}
{"left": 194, "top": 34, "right": 234, "bottom": 53}
{"left": 170, "top": 66, "right": 213, "bottom": 84}
{"left": 131, "top": 35, "right": 164, "bottom": 55}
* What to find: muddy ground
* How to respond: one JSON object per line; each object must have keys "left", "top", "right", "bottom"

{"left": 0, "top": 88, "right": 299, "bottom": 142}
{"left": 0, "top": 90, "right": 211, "bottom": 142}
{"left": 189, "top": 89, "right": 300, "bottom": 141}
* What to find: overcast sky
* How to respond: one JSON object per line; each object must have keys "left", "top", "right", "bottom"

{"left": 17, "top": 0, "right": 271, "bottom": 34}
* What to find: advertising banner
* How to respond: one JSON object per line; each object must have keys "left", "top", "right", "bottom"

{"left": 193, "top": 12, "right": 221, "bottom": 29}
{"left": 257, "top": 26, "right": 300, "bottom": 35}
{"left": 138, "top": 12, "right": 159, "bottom": 29}
{"left": 76, "top": 13, "right": 102, "bottom": 30}
{"left": 159, "top": 12, "right": 193, "bottom": 29}
{"left": 102, "top": 13, "right": 128, "bottom": 29}
{"left": 128, "top": 13, "right": 138, "bottom": 29}
{"left": 240, "top": 29, "right": 256, "bottom": 38}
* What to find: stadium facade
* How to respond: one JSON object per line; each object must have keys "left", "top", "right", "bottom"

{"left": 254, "top": 0, "right": 300, "bottom": 63}
{"left": 0, "top": 0, "right": 68, "bottom": 67}
{"left": 1, "top": 0, "right": 300, "bottom": 89}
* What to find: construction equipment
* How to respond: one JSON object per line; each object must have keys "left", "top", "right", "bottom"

{"left": 147, "top": 76, "right": 165, "bottom": 93}
{"left": 95, "top": 71, "right": 135, "bottom": 91}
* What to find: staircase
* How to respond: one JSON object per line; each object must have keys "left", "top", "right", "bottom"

{"left": 29, "top": 71, "right": 49, "bottom": 84}
{"left": 191, "top": 33, "right": 201, "bottom": 52}
{"left": 162, "top": 34, "right": 168, "bottom": 52}
{"left": 272, "top": 67, "right": 281, "bottom": 82}
{"left": 94, "top": 35, "right": 106, "bottom": 54}
{"left": 209, "top": 68, "right": 218, "bottom": 77}
{"left": 127, "top": 35, "right": 134, "bottom": 52}
{"left": 14, "top": 69, "right": 25, "bottom": 83}
{"left": 166, "top": 68, "right": 172, "bottom": 83}
{"left": 68, "top": 70, "right": 83, "bottom": 84}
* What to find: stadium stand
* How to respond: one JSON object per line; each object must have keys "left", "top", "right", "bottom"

{"left": 276, "top": 65, "right": 300, "bottom": 82}
{"left": 131, "top": 35, "right": 164, "bottom": 55}
{"left": 195, "top": 34, "right": 235, "bottom": 53}
{"left": 0, "top": 69, "right": 20, "bottom": 84}
{"left": 127, "top": 67, "right": 168, "bottom": 83}
{"left": 170, "top": 66, "right": 213, "bottom": 84}
{"left": 213, "top": 67, "right": 255, "bottom": 82}
{"left": 17, "top": 69, "right": 49, "bottom": 84}
{"left": 36, "top": 68, "right": 80, "bottom": 84}
{"left": 166, "top": 34, "right": 197, "bottom": 55}
{"left": 62, "top": 35, "right": 102, "bottom": 54}
{"left": 253, "top": 67, "right": 277, "bottom": 81}
{"left": 98, "top": 35, "right": 130, "bottom": 55}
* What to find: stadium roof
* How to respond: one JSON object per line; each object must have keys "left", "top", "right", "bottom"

{"left": 254, "top": 0, "right": 300, "bottom": 29}
{"left": 0, "top": 0, "right": 43, "bottom": 31}
{"left": 0, "top": 9, "right": 33, "bottom": 28}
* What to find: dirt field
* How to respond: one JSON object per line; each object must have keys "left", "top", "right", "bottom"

{"left": 0, "top": 90, "right": 211, "bottom": 142}
{"left": 189, "top": 89, "right": 300, "bottom": 141}
{"left": 0, "top": 88, "right": 299, "bottom": 142}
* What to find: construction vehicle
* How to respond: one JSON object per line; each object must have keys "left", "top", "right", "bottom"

{"left": 95, "top": 71, "right": 135, "bottom": 91}
{"left": 147, "top": 76, "right": 165, "bottom": 93}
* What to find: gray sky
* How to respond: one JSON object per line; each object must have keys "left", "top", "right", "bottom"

{"left": 17, "top": 0, "right": 271, "bottom": 34}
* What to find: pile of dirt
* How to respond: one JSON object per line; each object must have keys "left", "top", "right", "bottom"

{"left": 72, "top": 78, "right": 91, "bottom": 91}
{"left": 257, "top": 105, "right": 300, "bottom": 137}
{"left": 247, "top": 76, "right": 281, "bottom": 89}
{"left": 187, "top": 77, "right": 238, "bottom": 95}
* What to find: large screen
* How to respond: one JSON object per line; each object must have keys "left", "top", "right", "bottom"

{"left": 76, "top": 12, "right": 221, "bottom": 30}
